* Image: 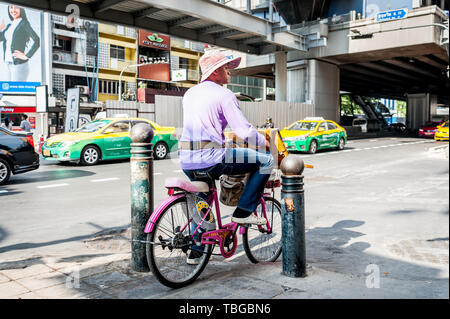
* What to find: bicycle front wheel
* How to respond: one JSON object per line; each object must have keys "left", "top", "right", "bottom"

{"left": 146, "top": 196, "right": 212, "bottom": 289}
{"left": 243, "top": 196, "right": 282, "bottom": 263}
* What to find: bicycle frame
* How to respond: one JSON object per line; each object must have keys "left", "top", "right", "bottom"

{"left": 144, "top": 187, "right": 273, "bottom": 259}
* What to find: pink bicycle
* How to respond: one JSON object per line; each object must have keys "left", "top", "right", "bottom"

{"left": 144, "top": 174, "right": 282, "bottom": 288}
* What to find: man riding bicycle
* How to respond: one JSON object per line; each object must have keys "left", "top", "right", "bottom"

{"left": 179, "top": 49, "right": 274, "bottom": 263}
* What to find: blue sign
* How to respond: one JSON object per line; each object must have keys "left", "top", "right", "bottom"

{"left": 376, "top": 8, "right": 408, "bottom": 22}
{"left": 0, "top": 82, "right": 41, "bottom": 94}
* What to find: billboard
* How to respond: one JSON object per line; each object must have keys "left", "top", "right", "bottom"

{"left": 0, "top": 4, "right": 42, "bottom": 94}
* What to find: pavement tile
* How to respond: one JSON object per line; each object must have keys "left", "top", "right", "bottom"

{"left": 0, "top": 264, "right": 55, "bottom": 280}
{"left": 107, "top": 278, "right": 172, "bottom": 299}
{"left": 57, "top": 263, "right": 111, "bottom": 279}
{"left": 16, "top": 271, "right": 68, "bottom": 291}
{"left": 0, "top": 273, "right": 10, "bottom": 284}
{"left": 33, "top": 282, "right": 102, "bottom": 299}
{"left": 81, "top": 271, "right": 136, "bottom": 290}
{"left": 0, "top": 281, "right": 29, "bottom": 298}
{"left": 14, "top": 292, "right": 42, "bottom": 299}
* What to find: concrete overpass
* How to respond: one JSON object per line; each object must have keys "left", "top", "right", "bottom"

{"left": 232, "top": 4, "right": 449, "bottom": 128}
{"left": 4, "top": 0, "right": 449, "bottom": 129}
{"left": 4, "top": 0, "right": 306, "bottom": 55}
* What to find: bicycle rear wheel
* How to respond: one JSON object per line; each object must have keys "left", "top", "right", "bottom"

{"left": 243, "top": 196, "right": 282, "bottom": 263}
{"left": 146, "top": 196, "right": 212, "bottom": 288}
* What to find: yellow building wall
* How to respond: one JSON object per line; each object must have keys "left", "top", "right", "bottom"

{"left": 171, "top": 46, "right": 202, "bottom": 88}
{"left": 97, "top": 23, "right": 138, "bottom": 101}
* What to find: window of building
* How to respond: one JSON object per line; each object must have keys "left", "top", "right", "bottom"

{"left": 99, "top": 80, "right": 126, "bottom": 95}
{"left": 179, "top": 57, "right": 189, "bottom": 69}
{"left": 110, "top": 45, "right": 125, "bottom": 61}
{"left": 53, "top": 36, "right": 72, "bottom": 52}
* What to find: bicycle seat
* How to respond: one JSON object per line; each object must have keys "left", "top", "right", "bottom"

{"left": 165, "top": 177, "right": 210, "bottom": 193}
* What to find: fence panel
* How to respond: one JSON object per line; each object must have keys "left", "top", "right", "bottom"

{"left": 239, "top": 100, "right": 315, "bottom": 129}
{"left": 155, "top": 95, "right": 184, "bottom": 127}
{"left": 105, "top": 100, "right": 155, "bottom": 121}
{"left": 108, "top": 97, "right": 316, "bottom": 129}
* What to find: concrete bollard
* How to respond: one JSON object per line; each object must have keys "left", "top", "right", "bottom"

{"left": 280, "top": 155, "right": 306, "bottom": 277}
{"left": 130, "top": 123, "right": 154, "bottom": 272}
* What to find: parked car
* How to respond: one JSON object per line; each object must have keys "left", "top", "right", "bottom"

{"left": 41, "top": 118, "right": 178, "bottom": 165}
{"left": 0, "top": 127, "right": 40, "bottom": 185}
{"left": 418, "top": 121, "right": 442, "bottom": 138}
{"left": 434, "top": 121, "right": 449, "bottom": 141}
{"left": 280, "top": 117, "right": 347, "bottom": 154}
{"left": 388, "top": 122, "right": 407, "bottom": 133}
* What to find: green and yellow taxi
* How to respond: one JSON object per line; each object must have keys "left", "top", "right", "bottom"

{"left": 280, "top": 117, "right": 347, "bottom": 154}
{"left": 434, "top": 120, "right": 449, "bottom": 141}
{"left": 42, "top": 117, "right": 178, "bottom": 165}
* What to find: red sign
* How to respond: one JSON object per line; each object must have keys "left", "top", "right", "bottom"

{"left": 0, "top": 107, "right": 36, "bottom": 113}
{"left": 138, "top": 30, "right": 170, "bottom": 51}
{"left": 29, "top": 117, "right": 36, "bottom": 129}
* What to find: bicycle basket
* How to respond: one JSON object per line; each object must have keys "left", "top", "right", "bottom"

{"left": 219, "top": 174, "right": 248, "bottom": 207}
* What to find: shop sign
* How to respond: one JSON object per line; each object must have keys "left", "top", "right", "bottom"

{"left": 172, "top": 69, "right": 187, "bottom": 81}
{"left": 139, "top": 30, "right": 170, "bottom": 51}
{"left": 0, "top": 107, "right": 36, "bottom": 113}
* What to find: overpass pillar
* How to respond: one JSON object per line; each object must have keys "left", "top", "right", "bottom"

{"left": 275, "top": 51, "right": 287, "bottom": 101}
{"left": 307, "top": 59, "right": 340, "bottom": 122}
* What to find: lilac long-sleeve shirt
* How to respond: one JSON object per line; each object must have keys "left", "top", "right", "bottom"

{"left": 179, "top": 81, "right": 267, "bottom": 170}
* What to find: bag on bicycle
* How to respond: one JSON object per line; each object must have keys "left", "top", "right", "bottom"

{"left": 219, "top": 174, "right": 249, "bottom": 207}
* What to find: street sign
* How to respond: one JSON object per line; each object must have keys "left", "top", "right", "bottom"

{"left": 65, "top": 88, "right": 80, "bottom": 133}
{"left": 376, "top": 8, "right": 408, "bottom": 22}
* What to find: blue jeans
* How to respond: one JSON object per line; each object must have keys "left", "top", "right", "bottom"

{"left": 183, "top": 148, "right": 274, "bottom": 253}
{"left": 183, "top": 147, "right": 274, "bottom": 214}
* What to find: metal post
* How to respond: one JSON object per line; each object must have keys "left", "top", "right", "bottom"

{"left": 280, "top": 155, "right": 306, "bottom": 277}
{"left": 130, "top": 123, "right": 154, "bottom": 272}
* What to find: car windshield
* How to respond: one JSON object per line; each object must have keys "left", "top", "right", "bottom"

{"left": 288, "top": 121, "right": 318, "bottom": 131}
{"left": 76, "top": 120, "right": 112, "bottom": 132}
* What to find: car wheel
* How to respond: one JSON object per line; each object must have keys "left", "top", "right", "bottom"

{"left": 308, "top": 140, "right": 317, "bottom": 154}
{"left": 0, "top": 158, "right": 11, "bottom": 185}
{"left": 153, "top": 142, "right": 169, "bottom": 160}
{"left": 81, "top": 146, "right": 101, "bottom": 165}
{"left": 337, "top": 137, "right": 345, "bottom": 150}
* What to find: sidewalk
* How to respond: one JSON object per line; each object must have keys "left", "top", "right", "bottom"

{"left": 1, "top": 225, "right": 448, "bottom": 299}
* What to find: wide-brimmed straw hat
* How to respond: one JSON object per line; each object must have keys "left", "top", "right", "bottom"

{"left": 199, "top": 49, "right": 241, "bottom": 82}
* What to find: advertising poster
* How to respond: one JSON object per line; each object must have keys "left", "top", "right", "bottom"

{"left": 65, "top": 88, "right": 80, "bottom": 132}
{"left": 0, "top": 4, "right": 42, "bottom": 94}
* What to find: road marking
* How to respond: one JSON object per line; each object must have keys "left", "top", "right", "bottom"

{"left": 0, "top": 190, "right": 8, "bottom": 194}
{"left": 154, "top": 172, "right": 162, "bottom": 176}
{"left": 91, "top": 177, "right": 120, "bottom": 183}
{"left": 173, "top": 170, "right": 183, "bottom": 173}
{"left": 370, "top": 139, "right": 377, "bottom": 142}
{"left": 37, "top": 183, "right": 69, "bottom": 189}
